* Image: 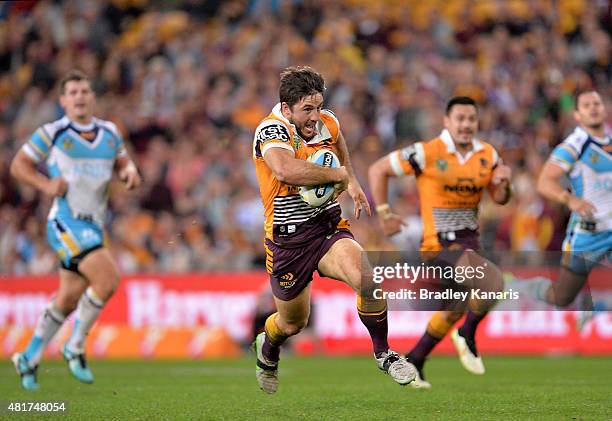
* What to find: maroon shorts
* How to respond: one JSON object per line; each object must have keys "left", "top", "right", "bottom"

{"left": 265, "top": 229, "right": 354, "bottom": 301}
{"left": 438, "top": 229, "right": 481, "bottom": 252}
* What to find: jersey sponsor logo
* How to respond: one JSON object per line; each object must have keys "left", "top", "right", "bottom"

{"left": 444, "top": 178, "right": 484, "bottom": 197}
{"left": 70, "top": 162, "right": 113, "bottom": 178}
{"left": 257, "top": 124, "right": 290, "bottom": 143}
{"left": 593, "top": 177, "right": 612, "bottom": 191}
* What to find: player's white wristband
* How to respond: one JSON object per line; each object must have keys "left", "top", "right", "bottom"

{"left": 376, "top": 203, "right": 394, "bottom": 220}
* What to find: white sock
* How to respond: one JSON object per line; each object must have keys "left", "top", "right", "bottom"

{"left": 66, "top": 287, "right": 105, "bottom": 354}
{"left": 24, "top": 303, "right": 66, "bottom": 366}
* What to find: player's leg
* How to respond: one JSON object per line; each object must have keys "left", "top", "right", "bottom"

{"left": 406, "top": 310, "right": 464, "bottom": 388}
{"left": 62, "top": 247, "right": 120, "bottom": 383}
{"left": 13, "top": 269, "right": 86, "bottom": 390}
{"left": 255, "top": 285, "right": 311, "bottom": 394}
{"left": 452, "top": 250, "right": 504, "bottom": 375}
{"left": 509, "top": 232, "right": 604, "bottom": 310}
{"left": 318, "top": 236, "right": 415, "bottom": 385}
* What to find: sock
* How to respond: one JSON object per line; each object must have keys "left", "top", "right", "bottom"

{"left": 357, "top": 296, "right": 389, "bottom": 356}
{"left": 23, "top": 303, "right": 66, "bottom": 366}
{"left": 66, "top": 287, "right": 105, "bottom": 354}
{"left": 262, "top": 313, "right": 289, "bottom": 364}
{"left": 408, "top": 311, "right": 457, "bottom": 365}
{"left": 408, "top": 332, "right": 440, "bottom": 367}
{"left": 508, "top": 275, "right": 551, "bottom": 302}
{"left": 458, "top": 309, "right": 487, "bottom": 341}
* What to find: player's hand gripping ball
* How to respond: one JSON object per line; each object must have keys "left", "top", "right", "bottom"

{"left": 299, "top": 149, "right": 340, "bottom": 207}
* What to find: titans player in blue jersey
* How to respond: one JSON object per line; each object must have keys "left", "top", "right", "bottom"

{"left": 10, "top": 70, "right": 141, "bottom": 390}
{"left": 533, "top": 91, "right": 611, "bottom": 316}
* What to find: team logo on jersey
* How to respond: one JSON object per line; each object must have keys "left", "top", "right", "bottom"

{"left": 293, "top": 134, "right": 302, "bottom": 150}
{"left": 279, "top": 273, "right": 296, "bottom": 289}
{"left": 480, "top": 158, "right": 488, "bottom": 168}
{"left": 108, "top": 139, "right": 115, "bottom": 148}
{"left": 588, "top": 152, "right": 600, "bottom": 164}
{"left": 436, "top": 159, "right": 448, "bottom": 172}
{"left": 63, "top": 139, "right": 73, "bottom": 150}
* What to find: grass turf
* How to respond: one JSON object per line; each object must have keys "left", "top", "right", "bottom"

{"left": 0, "top": 356, "right": 610, "bottom": 420}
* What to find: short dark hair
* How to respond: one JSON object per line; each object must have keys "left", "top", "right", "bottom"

{"left": 59, "top": 70, "right": 91, "bottom": 95}
{"left": 279, "top": 66, "right": 325, "bottom": 107}
{"left": 574, "top": 90, "right": 599, "bottom": 109}
{"left": 445, "top": 96, "right": 477, "bottom": 115}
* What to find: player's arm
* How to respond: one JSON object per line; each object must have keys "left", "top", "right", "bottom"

{"left": 537, "top": 161, "right": 595, "bottom": 218}
{"left": 115, "top": 155, "right": 141, "bottom": 190}
{"left": 335, "top": 131, "right": 371, "bottom": 218}
{"left": 10, "top": 149, "right": 67, "bottom": 197}
{"left": 264, "top": 147, "right": 348, "bottom": 188}
{"left": 368, "top": 153, "right": 406, "bottom": 236}
{"left": 488, "top": 160, "right": 512, "bottom": 205}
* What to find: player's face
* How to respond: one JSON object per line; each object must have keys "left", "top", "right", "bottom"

{"left": 444, "top": 104, "right": 478, "bottom": 146}
{"left": 60, "top": 80, "right": 95, "bottom": 123}
{"left": 283, "top": 93, "right": 324, "bottom": 140}
{"left": 574, "top": 92, "right": 606, "bottom": 130}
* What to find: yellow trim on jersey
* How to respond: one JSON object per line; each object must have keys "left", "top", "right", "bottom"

{"left": 37, "top": 128, "right": 52, "bottom": 147}
{"left": 28, "top": 141, "right": 46, "bottom": 157}
{"left": 357, "top": 308, "right": 387, "bottom": 316}
{"left": 560, "top": 144, "right": 578, "bottom": 158}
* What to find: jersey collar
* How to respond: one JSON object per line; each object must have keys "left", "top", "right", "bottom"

{"left": 440, "top": 129, "right": 483, "bottom": 164}
{"left": 66, "top": 116, "right": 96, "bottom": 132}
{"left": 271, "top": 103, "right": 331, "bottom": 145}
{"left": 576, "top": 125, "right": 611, "bottom": 145}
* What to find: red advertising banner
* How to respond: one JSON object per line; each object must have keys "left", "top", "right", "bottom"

{"left": 0, "top": 271, "right": 610, "bottom": 358}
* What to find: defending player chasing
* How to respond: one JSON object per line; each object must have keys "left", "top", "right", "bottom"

{"left": 368, "top": 96, "right": 512, "bottom": 388}
{"left": 517, "top": 90, "right": 610, "bottom": 325}
{"left": 252, "top": 66, "right": 416, "bottom": 394}
{"left": 10, "top": 70, "right": 141, "bottom": 391}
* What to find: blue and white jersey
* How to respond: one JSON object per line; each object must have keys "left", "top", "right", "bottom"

{"left": 22, "top": 116, "right": 127, "bottom": 227}
{"left": 550, "top": 126, "right": 612, "bottom": 232}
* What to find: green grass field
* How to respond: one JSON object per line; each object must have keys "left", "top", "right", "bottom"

{"left": 1, "top": 356, "right": 610, "bottom": 420}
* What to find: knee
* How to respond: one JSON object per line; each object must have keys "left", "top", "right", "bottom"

{"left": 55, "top": 294, "right": 79, "bottom": 315}
{"left": 280, "top": 318, "right": 309, "bottom": 337}
{"left": 91, "top": 271, "right": 121, "bottom": 301}
{"left": 444, "top": 311, "right": 464, "bottom": 325}
{"left": 552, "top": 294, "right": 575, "bottom": 308}
{"left": 479, "top": 265, "right": 505, "bottom": 293}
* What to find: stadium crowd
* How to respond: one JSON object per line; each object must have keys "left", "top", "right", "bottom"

{"left": 0, "top": 0, "right": 610, "bottom": 274}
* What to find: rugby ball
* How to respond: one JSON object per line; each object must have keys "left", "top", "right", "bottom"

{"left": 299, "top": 149, "right": 340, "bottom": 207}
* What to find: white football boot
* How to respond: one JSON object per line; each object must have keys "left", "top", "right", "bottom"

{"left": 451, "top": 329, "right": 485, "bottom": 375}
{"left": 376, "top": 350, "right": 416, "bottom": 386}
{"left": 254, "top": 332, "right": 279, "bottom": 394}
{"left": 404, "top": 356, "right": 432, "bottom": 389}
